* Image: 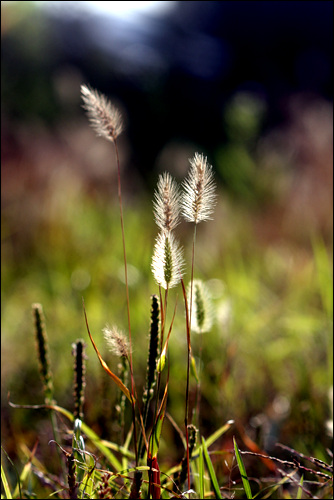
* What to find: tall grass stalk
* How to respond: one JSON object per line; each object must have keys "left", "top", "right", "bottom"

{"left": 81, "top": 85, "right": 138, "bottom": 464}
{"left": 181, "top": 153, "right": 217, "bottom": 488}
{"left": 113, "top": 137, "right": 138, "bottom": 465}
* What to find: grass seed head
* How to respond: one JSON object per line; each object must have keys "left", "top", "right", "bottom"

{"left": 153, "top": 172, "right": 181, "bottom": 232}
{"left": 81, "top": 84, "right": 123, "bottom": 143}
{"left": 188, "top": 279, "right": 214, "bottom": 333}
{"left": 32, "top": 303, "right": 54, "bottom": 404}
{"left": 182, "top": 152, "right": 217, "bottom": 224}
{"left": 103, "top": 325, "right": 130, "bottom": 359}
{"left": 151, "top": 231, "right": 185, "bottom": 289}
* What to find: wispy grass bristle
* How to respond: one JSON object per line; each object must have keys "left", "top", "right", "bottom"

{"left": 103, "top": 325, "right": 130, "bottom": 359}
{"left": 153, "top": 172, "right": 181, "bottom": 232}
{"left": 182, "top": 153, "right": 217, "bottom": 224}
{"left": 81, "top": 84, "right": 123, "bottom": 143}
{"left": 151, "top": 231, "right": 185, "bottom": 289}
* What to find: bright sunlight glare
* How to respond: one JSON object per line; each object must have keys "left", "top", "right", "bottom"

{"left": 81, "top": 1, "right": 175, "bottom": 18}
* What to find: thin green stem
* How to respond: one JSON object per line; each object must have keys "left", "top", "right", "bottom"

{"left": 113, "top": 139, "right": 138, "bottom": 465}
{"left": 189, "top": 224, "right": 197, "bottom": 334}
{"left": 183, "top": 224, "right": 197, "bottom": 489}
{"left": 151, "top": 287, "right": 168, "bottom": 456}
{"left": 181, "top": 278, "right": 191, "bottom": 490}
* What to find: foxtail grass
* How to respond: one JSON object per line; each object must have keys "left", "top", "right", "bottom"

{"left": 180, "top": 153, "right": 217, "bottom": 488}
{"left": 72, "top": 339, "right": 86, "bottom": 421}
{"left": 32, "top": 303, "right": 54, "bottom": 405}
{"left": 81, "top": 84, "right": 138, "bottom": 465}
{"left": 6, "top": 84, "right": 332, "bottom": 500}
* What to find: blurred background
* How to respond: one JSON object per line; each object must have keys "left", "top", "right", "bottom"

{"left": 1, "top": 0, "right": 333, "bottom": 491}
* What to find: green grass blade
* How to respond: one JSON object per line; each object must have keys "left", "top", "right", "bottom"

{"left": 1, "top": 463, "right": 12, "bottom": 499}
{"left": 79, "top": 454, "right": 96, "bottom": 499}
{"left": 205, "top": 420, "right": 234, "bottom": 449}
{"left": 233, "top": 437, "right": 253, "bottom": 499}
{"left": 199, "top": 445, "right": 204, "bottom": 500}
{"left": 202, "top": 437, "right": 222, "bottom": 499}
{"left": 296, "top": 474, "right": 303, "bottom": 499}
{"left": 12, "top": 458, "right": 33, "bottom": 499}
{"left": 1, "top": 447, "right": 20, "bottom": 500}
{"left": 149, "top": 382, "right": 168, "bottom": 459}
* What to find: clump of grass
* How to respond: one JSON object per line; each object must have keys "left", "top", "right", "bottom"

{"left": 3, "top": 85, "right": 332, "bottom": 500}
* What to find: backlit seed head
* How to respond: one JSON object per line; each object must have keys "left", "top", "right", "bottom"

{"left": 81, "top": 84, "right": 123, "bottom": 142}
{"left": 153, "top": 172, "right": 181, "bottom": 232}
{"left": 182, "top": 153, "right": 217, "bottom": 224}
{"left": 103, "top": 325, "right": 130, "bottom": 358}
{"left": 151, "top": 231, "right": 185, "bottom": 289}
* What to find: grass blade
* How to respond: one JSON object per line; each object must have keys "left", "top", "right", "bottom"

{"left": 1, "top": 463, "right": 13, "bottom": 499}
{"left": 205, "top": 420, "right": 234, "bottom": 449}
{"left": 233, "top": 437, "right": 253, "bottom": 499}
{"left": 202, "top": 437, "right": 222, "bottom": 499}
{"left": 296, "top": 474, "right": 303, "bottom": 499}
{"left": 192, "top": 420, "right": 234, "bottom": 459}
{"left": 199, "top": 444, "right": 204, "bottom": 500}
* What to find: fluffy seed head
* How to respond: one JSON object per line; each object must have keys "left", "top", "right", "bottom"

{"left": 188, "top": 279, "right": 214, "bottom": 333}
{"left": 81, "top": 84, "right": 123, "bottom": 142}
{"left": 151, "top": 231, "right": 185, "bottom": 289}
{"left": 153, "top": 172, "right": 181, "bottom": 232}
{"left": 181, "top": 153, "right": 217, "bottom": 223}
{"left": 103, "top": 325, "right": 130, "bottom": 358}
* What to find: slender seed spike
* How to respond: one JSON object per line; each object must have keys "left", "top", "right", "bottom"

{"left": 182, "top": 153, "right": 217, "bottom": 223}
{"left": 32, "top": 303, "right": 54, "bottom": 404}
{"left": 72, "top": 339, "right": 86, "bottom": 421}
{"left": 139, "top": 295, "right": 160, "bottom": 459}
{"left": 81, "top": 84, "right": 123, "bottom": 142}
{"left": 174, "top": 425, "right": 198, "bottom": 491}
{"left": 146, "top": 295, "right": 160, "bottom": 393}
